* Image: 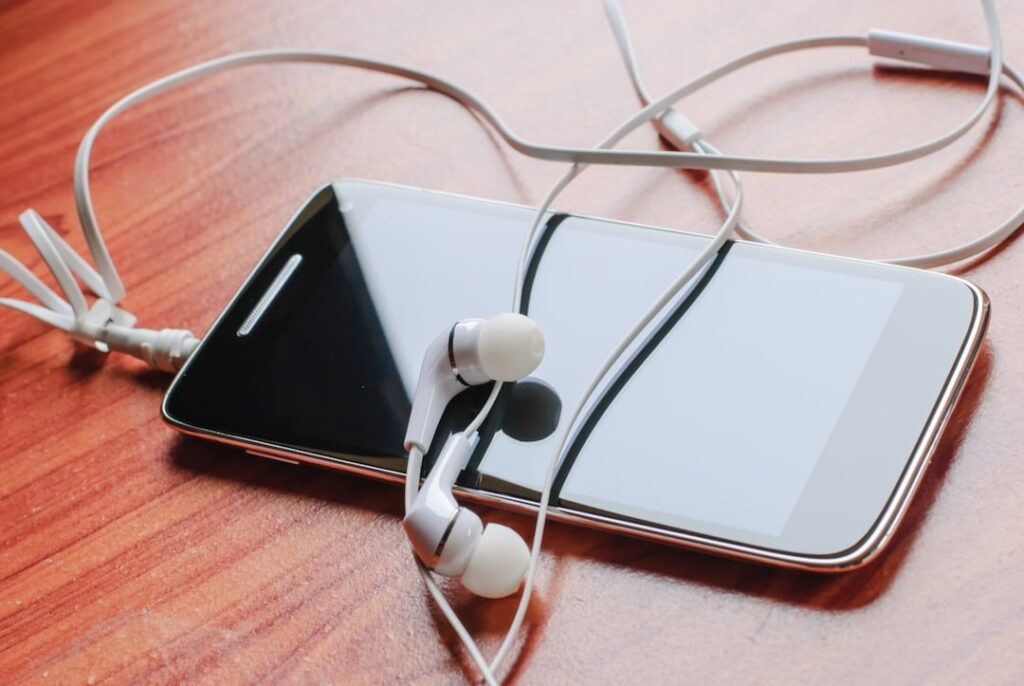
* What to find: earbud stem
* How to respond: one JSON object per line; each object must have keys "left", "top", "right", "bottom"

{"left": 404, "top": 432, "right": 478, "bottom": 566}
{"left": 403, "top": 330, "right": 465, "bottom": 454}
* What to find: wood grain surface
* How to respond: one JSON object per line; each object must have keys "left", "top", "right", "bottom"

{"left": 2, "top": 1, "right": 1023, "bottom": 684}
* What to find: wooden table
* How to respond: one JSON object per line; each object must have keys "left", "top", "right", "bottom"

{"left": 2, "top": 1, "right": 1022, "bottom": 683}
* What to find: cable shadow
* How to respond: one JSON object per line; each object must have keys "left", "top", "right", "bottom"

{"left": 420, "top": 571, "right": 548, "bottom": 684}
{"left": 544, "top": 341, "right": 992, "bottom": 613}
{"left": 874, "top": 64, "right": 1024, "bottom": 108}
{"left": 948, "top": 223, "right": 1024, "bottom": 276}
{"left": 67, "top": 344, "right": 109, "bottom": 377}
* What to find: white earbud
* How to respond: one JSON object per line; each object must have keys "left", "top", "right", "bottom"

{"left": 403, "top": 313, "right": 543, "bottom": 597}
{"left": 404, "top": 433, "right": 531, "bottom": 598}
{"left": 403, "top": 313, "right": 544, "bottom": 454}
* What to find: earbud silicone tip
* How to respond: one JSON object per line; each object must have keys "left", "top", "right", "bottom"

{"left": 460, "top": 523, "right": 530, "bottom": 599}
{"left": 477, "top": 313, "right": 545, "bottom": 382}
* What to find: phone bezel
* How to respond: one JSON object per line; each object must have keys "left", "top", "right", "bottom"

{"left": 162, "top": 179, "right": 989, "bottom": 571}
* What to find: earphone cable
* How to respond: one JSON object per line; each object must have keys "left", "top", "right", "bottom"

{"left": 489, "top": 144, "right": 744, "bottom": 675}
{"left": 605, "top": 0, "right": 1022, "bottom": 269}
{"left": 404, "top": 445, "right": 500, "bottom": 685}
{"left": 1, "top": 0, "right": 1007, "bottom": 370}
{"left": 404, "top": 149, "right": 742, "bottom": 681}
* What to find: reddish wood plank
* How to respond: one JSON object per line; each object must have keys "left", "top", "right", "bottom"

{"left": 1, "top": 1, "right": 1023, "bottom": 684}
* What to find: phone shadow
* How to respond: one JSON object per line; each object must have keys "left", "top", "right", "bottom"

{"left": 167, "top": 341, "right": 991, "bottom": 624}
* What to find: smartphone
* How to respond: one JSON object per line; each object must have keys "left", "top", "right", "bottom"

{"left": 163, "top": 179, "right": 987, "bottom": 571}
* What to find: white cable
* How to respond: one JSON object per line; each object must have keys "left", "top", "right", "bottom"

{"left": 410, "top": 59, "right": 746, "bottom": 676}
{"left": 51, "top": 0, "right": 1024, "bottom": 301}
{"left": 73, "top": 0, "right": 1000, "bottom": 299}
{"left": 0, "top": 208, "right": 198, "bottom": 369}
{"left": 405, "top": 141, "right": 742, "bottom": 681}
{"left": 403, "top": 69, "right": 747, "bottom": 676}
{"left": 604, "top": 0, "right": 1022, "bottom": 269}
{"left": 71, "top": 44, "right": 895, "bottom": 307}
{"left": 404, "top": 446, "right": 499, "bottom": 685}
{"left": 1, "top": 0, "right": 1007, "bottom": 368}
{"left": 490, "top": 152, "right": 742, "bottom": 676}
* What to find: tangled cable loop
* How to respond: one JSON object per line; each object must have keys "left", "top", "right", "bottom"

{"left": 1, "top": 210, "right": 197, "bottom": 370}
{"left": 0, "top": 0, "right": 1017, "bottom": 374}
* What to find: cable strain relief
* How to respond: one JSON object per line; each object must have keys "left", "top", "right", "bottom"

{"left": 868, "top": 29, "right": 991, "bottom": 76}
{"left": 144, "top": 328, "right": 201, "bottom": 372}
{"left": 98, "top": 324, "right": 200, "bottom": 372}
{"left": 654, "top": 108, "right": 702, "bottom": 152}
{"left": 67, "top": 299, "right": 137, "bottom": 352}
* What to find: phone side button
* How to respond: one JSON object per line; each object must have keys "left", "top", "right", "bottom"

{"left": 245, "top": 448, "right": 300, "bottom": 465}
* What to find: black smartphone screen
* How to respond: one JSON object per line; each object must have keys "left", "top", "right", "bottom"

{"left": 165, "top": 186, "right": 413, "bottom": 459}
